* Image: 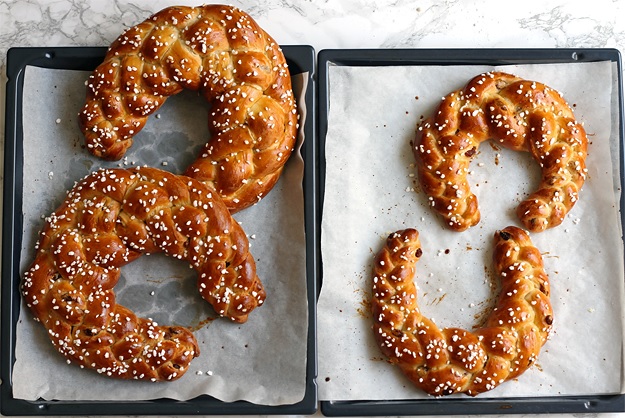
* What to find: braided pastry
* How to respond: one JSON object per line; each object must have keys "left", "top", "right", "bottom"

{"left": 372, "top": 226, "right": 553, "bottom": 396}
{"left": 21, "top": 166, "right": 265, "bottom": 381}
{"left": 79, "top": 5, "right": 298, "bottom": 212}
{"left": 414, "top": 71, "right": 588, "bottom": 232}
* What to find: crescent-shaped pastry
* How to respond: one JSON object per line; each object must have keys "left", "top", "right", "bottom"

{"left": 79, "top": 5, "right": 298, "bottom": 212}
{"left": 372, "top": 226, "right": 553, "bottom": 396}
{"left": 413, "top": 72, "right": 588, "bottom": 232}
{"left": 22, "top": 167, "right": 264, "bottom": 381}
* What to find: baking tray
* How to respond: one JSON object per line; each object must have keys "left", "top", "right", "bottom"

{"left": 1, "top": 45, "right": 318, "bottom": 416}
{"left": 317, "top": 48, "right": 625, "bottom": 416}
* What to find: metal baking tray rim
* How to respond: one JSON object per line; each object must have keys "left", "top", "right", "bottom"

{"left": 0, "top": 45, "right": 319, "bottom": 416}
{"left": 317, "top": 47, "right": 625, "bottom": 417}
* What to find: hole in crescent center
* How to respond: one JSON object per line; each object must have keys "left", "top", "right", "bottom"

{"left": 115, "top": 253, "right": 217, "bottom": 329}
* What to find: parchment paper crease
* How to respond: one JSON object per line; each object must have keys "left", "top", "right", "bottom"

{"left": 318, "top": 61, "right": 625, "bottom": 400}
{"left": 13, "top": 66, "right": 309, "bottom": 405}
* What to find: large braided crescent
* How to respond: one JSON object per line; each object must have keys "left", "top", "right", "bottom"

{"left": 413, "top": 71, "right": 588, "bottom": 232}
{"left": 21, "top": 167, "right": 264, "bottom": 381}
{"left": 372, "top": 226, "right": 553, "bottom": 396}
{"left": 79, "top": 4, "right": 298, "bottom": 213}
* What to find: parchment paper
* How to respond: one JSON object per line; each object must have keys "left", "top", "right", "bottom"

{"left": 318, "top": 61, "right": 625, "bottom": 400}
{"left": 13, "top": 66, "right": 309, "bottom": 405}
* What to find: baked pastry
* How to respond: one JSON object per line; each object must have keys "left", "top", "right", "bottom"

{"left": 413, "top": 71, "right": 588, "bottom": 232}
{"left": 372, "top": 226, "right": 553, "bottom": 396}
{"left": 79, "top": 5, "right": 298, "bottom": 212}
{"left": 21, "top": 167, "right": 265, "bottom": 381}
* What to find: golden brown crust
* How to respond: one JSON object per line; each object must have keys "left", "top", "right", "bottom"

{"left": 22, "top": 167, "right": 265, "bottom": 381}
{"left": 413, "top": 71, "right": 588, "bottom": 232}
{"left": 372, "top": 226, "right": 552, "bottom": 396}
{"left": 78, "top": 5, "right": 298, "bottom": 212}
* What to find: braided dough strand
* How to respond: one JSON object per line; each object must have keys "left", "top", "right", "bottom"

{"left": 79, "top": 5, "right": 298, "bottom": 212}
{"left": 372, "top": 226, "right": 553, "bottom": 396}
{"left": 22, "top": 167, "right": 264, "bottom": 381}
{"left": 414, "top": 71, "right": 588, "bottom": 232}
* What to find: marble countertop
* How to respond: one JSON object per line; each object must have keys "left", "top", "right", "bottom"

{"left": 1, "top": 0, "right": 625, "bottom": 417}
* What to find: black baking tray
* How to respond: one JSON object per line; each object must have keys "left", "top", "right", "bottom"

{"left": 317, "top": 48, "right": 625, "bottom": 416}
{"left": 1, "top": 45, "right": 318, "bottom": 416}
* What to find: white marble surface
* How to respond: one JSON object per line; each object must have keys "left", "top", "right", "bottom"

{"left": 1, "top": 0, "right": 625, "bottom": 417}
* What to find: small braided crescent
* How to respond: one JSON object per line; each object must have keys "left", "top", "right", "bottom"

{"left": 413, "top": 71, "right": 588, "bottom": 232}
{"left": 79, "top": 4, "right": 298, "bottom": 212}
{"left": 372, "top": 226, "right": 553, "bottom": 396}
{"left": 22, "top": 166, "right": 264, "bottom": 381}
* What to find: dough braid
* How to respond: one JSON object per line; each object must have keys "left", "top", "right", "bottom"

{"left": 414, "top": 71, "right": 588, "bottom": 232}
{"left": 79, "top": 5, "right": 298, "bottom": 212}
{"left": 372, "top": 226, "right": 553, "bottom": 396}
{"left": 22, "top": 167, "right": 265, "bottom": 381}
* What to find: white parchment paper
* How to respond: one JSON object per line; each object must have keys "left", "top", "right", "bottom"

{"left": 318, "top": 61, "right": 625, "bottom": 400}
{"left": 13, "top": 66, "right": 309, "bottom": 405}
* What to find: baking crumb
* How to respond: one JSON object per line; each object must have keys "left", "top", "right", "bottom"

{"left": 196, "top": 370, "right": 203, "bottom": 375}
{"left": 55, "top": 118, "right": 61, "bottom": 124}
{"left": 469, "top": 303, "right": 475, "bottom": 308}
{"left": 150, "top": 291, "right": 155, "bottom": 296}
{"left": 162, "top": 161, "right": 168, "bottom": 166}
{"left": 155, "top": 114, "right": 161, "bottom": 119}
{"left": 206, "top": 370, "right": 214, "bottom": 376}
{"left": 48, "top": 171, "right": 54, "bottom": 179}
{"left": 250, "top": 234, "right": 256, "bottom": 239}
{"left": 588, "top": 308, "right": 595, "bottom": 313}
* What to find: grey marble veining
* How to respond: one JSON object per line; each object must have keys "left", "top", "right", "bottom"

{"left": 0, "top": 0, "right": 623, "bottom": 71}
